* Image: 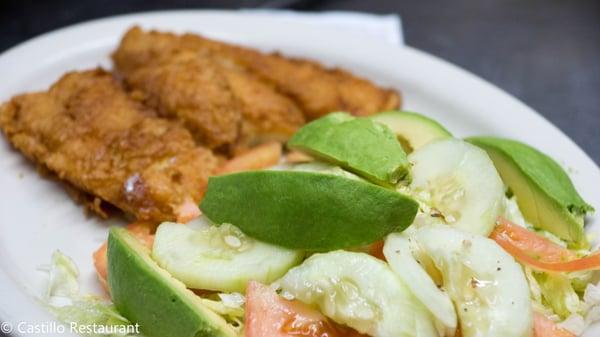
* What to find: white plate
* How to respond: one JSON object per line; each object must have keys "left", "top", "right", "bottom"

{"left": 0, "top": 10, "right": 598, "bottom": 337}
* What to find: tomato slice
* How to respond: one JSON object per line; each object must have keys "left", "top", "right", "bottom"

{"left": 533, "top": 313, "right": 576, "bottom": 337}
{"left": 491, "top": 218, "right": 600, "bottom": 272}
{"left": 367, "top": 240, "right": 386, "bottom": 261}
{"left": 245, "top": 281, "right": 367, "bottom": 337}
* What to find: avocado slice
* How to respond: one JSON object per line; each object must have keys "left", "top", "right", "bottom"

{"left": 107, "top": 227, "right": 237, "bottom": 337}
{"left": 466, "top": 136, "right": 594, "bottom": 248}
{"left": 200, "top": 170, "right": 419, "bottom": 251}
{"left": 287, "top": 112, "right": 409, "bottom": 186}
{"left": 369, "top": 111, "right": 452, "bottom": 153}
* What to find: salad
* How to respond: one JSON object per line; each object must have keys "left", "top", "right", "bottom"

{"left": 43, "top": 110, "right": 600, "bottom": 337}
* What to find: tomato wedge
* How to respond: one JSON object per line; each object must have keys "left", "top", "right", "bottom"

{"left": 245, "top": 281, "right": 367, "bottom": 337}
{"left": 533, "top": 313, "right": 576, "bottom": 337}
{"left": 491, "top": 218, "right": 600, "bottom": 272}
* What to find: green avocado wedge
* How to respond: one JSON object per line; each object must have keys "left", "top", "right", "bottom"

{"left": 107, "top": 227, "right": 237, "bottom": 337}
{"left": 369, "top": 111, "right": 452, "bottom": 153}
{"left": 199, "top": 170, "right": 419, "bottom": 251}
{"left": 287, "top": 112, "right": 409, "bottom": 186}
{"left": 466, "top": 136, "right": 594, "bottom": 248}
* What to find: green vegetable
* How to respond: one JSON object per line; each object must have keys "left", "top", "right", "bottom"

{"left": 152, "top": 221, "right": 304, "bottom": 292}
{"left": 41, "top": 251, "right": 141, "bottom": 337}
{"left": 467, "top": 136, "right": 594, "bottom": 248}
{"left": 107, "top": 227, "right": 237, "bottom": 337}
{"left": 277, "top": 251, "right": 440, "bottom": 337}
{"left": 534, "top": 271, "right": 581, "bottom": 319}
{"left": 200, "top": 170, "right": 419, "bottom": 251}
{"left": 369, "top": 111, "right": 452, "bottom": 153}
{"left": 288, "top": 112, "right": 409, "bottom": 186}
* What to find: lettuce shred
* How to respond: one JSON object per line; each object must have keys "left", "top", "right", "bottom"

{"left": 199, "top": 292, "right": 245, "bottom": 335}
{"left": 41, "top": 251, "right": 143, "bottom": 337}
{"left": 525, "top": 265, "right": 600, "bottom": 335}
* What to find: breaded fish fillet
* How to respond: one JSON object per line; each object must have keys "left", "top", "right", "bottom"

{"left": 122, "top": 51, "right": 243, "bottom": 149}
{"left": 113, "top": 27, "right": 306, "bottom": 151}
{"left": 0, "top": 69, "right": 218, "bottom": 222}
{"left": 114, "top": 28, "right": 400, "bottom": 121}
{"left": 214, "top": 46, "right": 402, "bottom": 120}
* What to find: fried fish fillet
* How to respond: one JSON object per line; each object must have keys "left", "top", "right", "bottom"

{"left": 0, "top": 69, "right": 218, "bottom": 222}
{"left": 210, "top": 44, "right": 402, "bottom": 120}
{"left": 121, "top": 50, "right": 243, "bottom": 149}
{"left": 114, "top": 28, "right": 400, "bottom": 121}
{"left": 113, "top": 27, "right": 306, "bottom": 151}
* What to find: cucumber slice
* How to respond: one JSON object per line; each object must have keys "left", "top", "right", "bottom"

{"left": 408, "top": 138, "right": 505, "bottom": 236}
{"left": 407, "top": 226, "right": 533, "bottom": 337}
{"left": 383, "top": 234, "right": 457, "bottom": 337}
{"left": 370, "top": 111, "right": 452, "bottom": 153}
{"left": 152, "top": 219, "right": 304, "bottom": 293}
{"left": 277, "top": 251, "right": 440, "bottom": 337}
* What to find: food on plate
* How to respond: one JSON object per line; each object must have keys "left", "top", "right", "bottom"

{"left": 467, "top": 136, "right": 594, "bottom": 248}
{"left": 385, "top": 226, "right": 533, "bottom": 337}
{"left": 217, "top": 142, "right": 282, "bottom": 174}
{"left": 277, "top": 250, "right": 441, "bottom": 337}
{"left": 112, "top": 27, "right": 400, "bottom": 120}
{"left": 115, "top": 48, "right": 244, "bottom": 149}
{"left": 491, "top": 218, "right": 600, "bottom": 273}
{"left": 369, "top": 110, "right": 452, "bottom": 153}
{"left": 199, "top": 170, "right": 419, "bottom": 250}
{"left": 113, "top": 27, "right": 399, "bottom": 150}
{"left": 152, "top": 220, "right": 304, "bottom": 292}
{"left": 245, "top": 280, "right": 367, "bottom": 337}
{"left": 1, "top": 26, "right": 597, "bottom": 337}
{"left": 93, "top": 222, "right": 155, "bottom": 292}
{"left": 383, "top": 234, "right": 457, "bottom": 336}
{"left": 51, "top": 107, "right": 597, "bottom": 337}
{"left": 287, "top": 112, "right": 409, "bottom": 185}
{"left": 407, "top": 138, "right": 506, "bottom": 236}
{"left": 0, "top": 69, "right": 217, "bottom": 222}
{"left": 107, "top": 227, "right": 238, "bottom": 337}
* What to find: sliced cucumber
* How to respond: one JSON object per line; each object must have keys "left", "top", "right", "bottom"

{"left": 407, "top": 226, "right": 533, "bottom": 337}
{"left": 277, "top": 251, "right": 440, "bottom": 337}
{"left": 383, "top": 234, "right": 457, "bottom": 337}
{"left": 408, "top": 138, "right": 505, "bottom": 236}
{"left": 152, "top": 219, "right": 304, "bottom": 293}
{"left": 370, "top": 111, "right": 452, "bottom": 153}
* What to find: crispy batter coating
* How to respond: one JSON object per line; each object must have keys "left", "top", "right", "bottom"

{"left": 121, "top": 50, "right": 242, "bottom": 149}
{"left": 0, "top": 69, "right": 217, "bottom": 222}
{"left": 113, "top": 27, "right": 401, "bottom": 148}
{"left": 113, "top": 27, "right": 306, "bottom": 150}
{"left": 217, "top": 47, "right": 402, "bottom": 120}
{"left": 193, "top": 35, "right": 401, "bottom": 119}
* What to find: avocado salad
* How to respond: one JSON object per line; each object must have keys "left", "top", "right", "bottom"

{"left": 41, "top": 111, "right": 600, "bottom": 337}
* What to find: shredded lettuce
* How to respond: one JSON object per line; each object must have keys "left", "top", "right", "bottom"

{"left": 558, "top": 282, "right": 600, "bottom": 335}
{"left": 46, "top": 250, "right": 80, "bottom": 298}
{"left": 534, "top": 271, "right": 581, "bottom": 319}
{"left": 199, "top": 293, "right": 245, "bottom": 335}
{"left": 524, "top": 264, "right": 600, "bottom": 335}
{"left": 41, "top": 250, "right": 143, "bottom": 337}
{"left": 503, "top": 196, "right": 528, "bottom": 228}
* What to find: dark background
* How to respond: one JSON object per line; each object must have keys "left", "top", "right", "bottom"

{"left": 1, "top": 0, "right": 599, "bottom": 164}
